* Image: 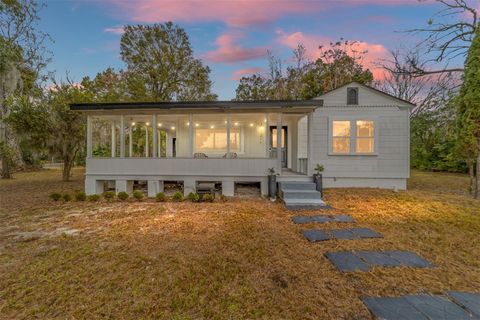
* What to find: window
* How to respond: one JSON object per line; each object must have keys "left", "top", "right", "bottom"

{"left": 332, "top": 121, "right": 351, "bottom": 153}
{"left": 356, "top": 120, "right": 374, "bottom": 153}
{"left": 330, "top": 119, "right": 376, "bottom": 154}
{"left": 195, "top": 127, "right": 241, "bottom": 152}
{"left": 347, "top": 88, "right": 358, "bottom": 105}
{"left": 271, "top": 128, "right": 285, "bottom": 148}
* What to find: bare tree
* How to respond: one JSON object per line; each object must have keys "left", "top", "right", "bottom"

{"left": 401, "top": 0, "right": 477, "bottom": 76}
{"left": 379, "top": 50, "right": 460, "bottom": 117}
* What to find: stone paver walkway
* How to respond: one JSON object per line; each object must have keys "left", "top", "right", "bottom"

{"left": 363, "top": 292, "right": 480, "bottom": 320}
{"left": 289, "top": 212, "right": 476, "bottom": 320}
{"left": 302, "top": 228, "right": 383, "bottom": 242}
{"left": 292, "top": 214, "right": 354, "bottom": 224}
{"left": 325, "top": 250, "right": 433, "bottom": 272}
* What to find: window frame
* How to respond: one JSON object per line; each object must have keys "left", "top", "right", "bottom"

{"left": 347, "top": 87, "right": 359, "bottom": 105}
{"left": 194, "top": 126, "right": 245, "bottom": 155}
{"left": 328, "top": 117, "right": 378, "bottom": 156}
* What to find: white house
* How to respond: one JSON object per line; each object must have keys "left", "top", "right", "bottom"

{"left": 71, "top": 82, "right": 413, "bottom": 203}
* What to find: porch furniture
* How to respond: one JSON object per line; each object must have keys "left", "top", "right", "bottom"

{"left": 222, "top": 152, "right": 237, "bottom": 159}
{"left": 194, "top": 153, "right": 208, "bottom": 159}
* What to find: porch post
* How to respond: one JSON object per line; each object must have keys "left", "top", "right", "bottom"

{"left": 128, "top": 125, "right": 133, "bottom": 157}
{"left": 277, "top": 113, "right": 282, "bottom": 170}
{"left": 226, "top": 114, "right": 231, "bottom": 155}
{"left": 152, "top": 114, "right": 157, "bottom": 158}
{"left": 188, "top": 114, "right": 194, "bottom": 157}
{"left": 265, "top": 113, "right": 270, "bottom": 158}
{"left": 111, "top": 121, "right": 116, "bottom": 157}
{"left": 86, "top": 115, "right": 92, "bottom": 158}
{"left": 120, "top": 115, "right": 125, "bottom": 157}
{"left": 157, "top": 130, "right": 161, "bottom": 157}
{"left": 166, "top": 132, "right": 172, "bottom": 157}
{"left": 145, "top": 124, "right": 149, "bottom": 157}
{"left": 307, "top": 112, "right": 314, "bottom": 176}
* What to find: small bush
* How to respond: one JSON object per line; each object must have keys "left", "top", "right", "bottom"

{"left": 87, "top": 194, "right": 100, "bottom": 202}
{"left": 49, "top": 192, "right": 61, "bottom": 201}
{"left": 117, "top": 191, "right": 129, "bottom": 201}
{"left": 103, "top": 191, "right": 115, "bottom": 201}
{"left": 156, "top": 192, "right": 166, "bottom": 202}
{"left": 187, "top": 192, "right": 200, "bottom": 202}
{"left": 219, "top": 194, "right": 227, "bottom": 202}
{"left": 75, "top": 191, "right": 87, "bottom": 201}
{"left": 133, "top": 190, "right": 144, "bottom": 201}
{"left": 202, "top": 193, "right": 214, "bottom": 202}
{"left": 62, "top": 193, "right": 72, "bottom": 202}
{"left": 172, "top": 191, "right": 183, "bottom": 202}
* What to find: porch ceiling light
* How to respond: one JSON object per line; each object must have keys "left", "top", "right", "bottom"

{"left": 249, "top": 123, "right": 254, "bottom": 127}
{"left": 146, "top": 122, "right": 150, "bottom": 126}
{"left": 131, "top": 122, "right": 136, "bottom": 126}
{"left": 186, "top": 122, "right": 190, "bottom": 126}
{"left": 210, "top": 125, "right": 215, "bottom": 129}
{"left": 195, "top": 123, "right": 199, "bottom": 127}
{"left": 234, "top": 122, "right": 239, "bottom": 126}
{"left": 171, "top": 126, "right": 175, "bottom": 130}
{"left": 158, "top": 123, "right": 162, "bottom": 127}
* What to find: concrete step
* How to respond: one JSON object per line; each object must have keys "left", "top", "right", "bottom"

{"left": 280, "top": 182, "right": 316, "bottom": 191}
{"left": 284, "top": 198, "right": 327, "bottom": 206}
{"left": 282, "top": 189, "right": 321, "bottom": 200}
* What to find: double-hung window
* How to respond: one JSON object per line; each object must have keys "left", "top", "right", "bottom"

{"left": 330, "top": 119, "right": 376, "bottom": 155}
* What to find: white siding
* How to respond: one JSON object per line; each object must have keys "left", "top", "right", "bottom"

{"left": 314, "top": 82, "right": 412, "bottom": 107}
{"left": 297, "top": 83, "right": 411, "bottom": 189}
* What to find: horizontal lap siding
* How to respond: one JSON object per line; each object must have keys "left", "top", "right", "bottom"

{"left": 310, "top": 106, "right": 409, "bottom": 179}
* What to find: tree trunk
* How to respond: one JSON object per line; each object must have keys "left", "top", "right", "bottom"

{"left": 62, "top": 150, "right": 74, "bottom": 182}
{"left": 1, "top": 153, "right": 12, "bottom": 179}
{"left": 475, "top": 139, "right": 480, "bottom": 199}
{"left": 468, "top": 161, "right": 475, "bottom": 196}
{"left": 62, "top": 158, "right": 73, "bottom": 181}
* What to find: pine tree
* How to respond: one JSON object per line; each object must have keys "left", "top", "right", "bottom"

{"left": 457, "top": 23, "right": 480, "bottom": 198}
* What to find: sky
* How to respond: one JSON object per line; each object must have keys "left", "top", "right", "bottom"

{"left": 38, "top": 0, "right": 474, "bottom": 100}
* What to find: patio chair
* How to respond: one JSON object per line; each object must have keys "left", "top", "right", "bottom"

{"left": 222, "top": 152, "right": 237, "bottom": 159}
{"left": 194, "top": 153, "right": 208, "bottom": 159}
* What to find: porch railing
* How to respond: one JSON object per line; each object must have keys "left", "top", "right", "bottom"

{"left": 297, "top": 158, "right": 308, "bottom": 175}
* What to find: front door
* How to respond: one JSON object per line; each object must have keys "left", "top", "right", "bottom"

{"left": 270, "top": 126, "right": 288, "bottom": 168}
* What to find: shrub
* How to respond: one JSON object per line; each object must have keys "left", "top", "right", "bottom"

{"left": 49, "top": 192, "right": 61, "bottom": 201}
{"left": 117, "top": 191, "right": 129, "bottom": 201}
{"left": 133, "top": 190, "right": 144, "bottom": 201}
{"left": 103, "top": 191, "right": 115, "bottom": 201}
{"left": 202, "top": 193, "right": 214, "bottom": 202}
{"left": 87, "top": 194, "right": 100, "bottom": 202}
{"left": 75, "top": 191, "right": 87, "bottom": 201}
{"left": 62, "top": 193, "right": 72, "bottom": 202}
{"left": 187, "top": 192, "right": 200, "bottom": 202}
{"left": 172, "top": 191, "right": 183, "bottom": 202}
{"left": 156, "top": 192, "right": 166, "bottom": 202}
{"left": 219, "top": 194, "right": 227, "bottom": 202}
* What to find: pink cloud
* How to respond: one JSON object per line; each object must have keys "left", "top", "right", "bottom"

{"left": 106, "top": 0, "right": 423, "bottom": 27}
{"left": 276, "top": 30, "right": 389, "bottom": 80}
{"left": 232, "top": 67, "right": 264, "bottom": 80}
{"left": 205, "top": 32, "right": 268, "bottom": 63}
{"left": 104, "top": 26, "right": 124, "bottom": 35}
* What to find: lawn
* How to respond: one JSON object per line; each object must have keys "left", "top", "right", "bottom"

{"left": 0, "top": 168, "right": 479, "bottom": 319}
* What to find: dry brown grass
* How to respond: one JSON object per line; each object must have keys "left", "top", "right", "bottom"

{"left": 0, "top": 168, "right": 479, "bottom": 319}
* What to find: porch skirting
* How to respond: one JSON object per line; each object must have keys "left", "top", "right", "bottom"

{"left": 85, "top": 174, "right": 269, "bottom": 197}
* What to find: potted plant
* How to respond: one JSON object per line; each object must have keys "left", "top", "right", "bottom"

{"left": 267, "top": 167, "right": 279, "bottom": 199}
{"left": 313, "top": 164, "right": 324, "bottom": 194}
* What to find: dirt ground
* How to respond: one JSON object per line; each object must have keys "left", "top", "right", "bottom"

{"left": 0, "top": 168, "right": 479, "bottom": 319}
